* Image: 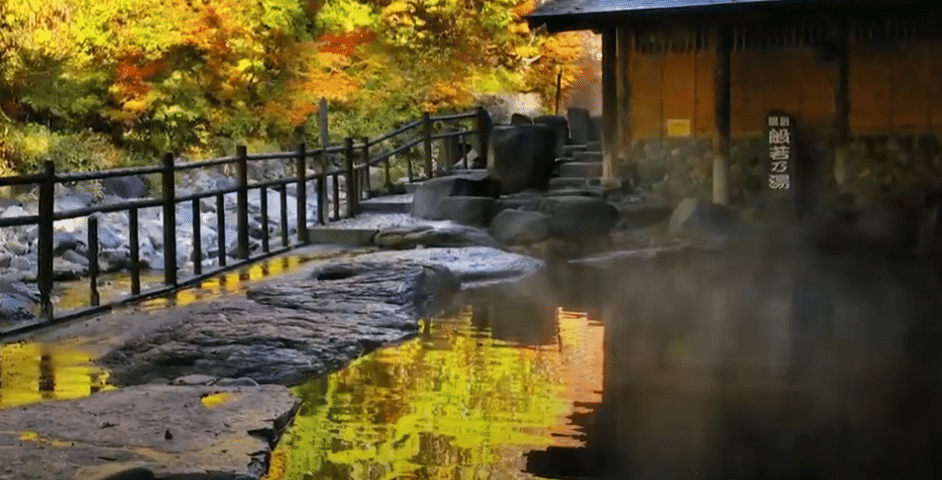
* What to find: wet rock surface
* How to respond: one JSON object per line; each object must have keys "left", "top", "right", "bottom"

{"left": 350, "top": 247, "right": 544, "bottom": 285}
{"left": 374, "top": 224, "right": 500, "bottom": 249}
{"left": 98, "top": 261, "right": 459, "bottom": 386}
{"left": 0, "top": 384, "right": 299, "bottom": 480}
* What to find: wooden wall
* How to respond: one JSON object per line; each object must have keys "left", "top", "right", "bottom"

{"left": 626, "top": 41, "right": 942, "bottom": 140}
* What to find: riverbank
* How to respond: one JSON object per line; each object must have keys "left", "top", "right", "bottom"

{"left": 0, "top": 245, "right": 544, "bottom": 480}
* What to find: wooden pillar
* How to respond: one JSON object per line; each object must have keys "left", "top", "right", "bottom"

{"left": 617, "top": 28, "right": 633, "bottom": 176}
{"left": 833, "top": 21, "right": 850, "bottom": 189}
{"left": 602, "top": 27, "right": 619, "bottom": 183}
{"left": 713, "top": 24, "right": 732, "bottom": 205}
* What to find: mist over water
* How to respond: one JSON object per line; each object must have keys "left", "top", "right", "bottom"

{"left": 581, "top": 233, "right": 942, "bottom": 480}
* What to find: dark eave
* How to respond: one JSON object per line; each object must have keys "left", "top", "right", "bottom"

{"left": 525, "top": 0, "right": 936, "bottom": 33}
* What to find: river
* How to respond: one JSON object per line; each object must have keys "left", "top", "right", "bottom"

{"left": 2, "top": 246, "right": 941, "bottom": 480}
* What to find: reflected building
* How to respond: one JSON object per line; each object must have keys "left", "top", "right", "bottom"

{"left": 587, "top": 249, "right": 942, "bottom": 480}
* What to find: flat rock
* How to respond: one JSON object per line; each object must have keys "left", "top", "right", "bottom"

{"left": 0, "top": 384, "right": 299, "bottom": 480}
{"left": 374, "top": 224, "right": 499, "bottom": 249}
{"left": 351, "top": 247, "right": 544, "bottom": 284}
{"left": 489, "top": 209, "right": 550, "bottom": 245}
{"left": 98, "top": 261, "right": 459, "bottom": 386}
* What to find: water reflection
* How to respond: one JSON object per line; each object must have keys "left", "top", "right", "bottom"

{"left": 0, "top": 340, "right": 112, "bottom": 409}
{"left": 54, "top": 255, "right": 315, "bottom": 312}
{"left": 576, "top": 250, "right": 942, "bottom": 480}
{"left": 266, "top": 300, "right": 605, "bottom": 480}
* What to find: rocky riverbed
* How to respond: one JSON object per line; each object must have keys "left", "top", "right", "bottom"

{"left": 0, "top": 245, "right": 544, "bottom": 480}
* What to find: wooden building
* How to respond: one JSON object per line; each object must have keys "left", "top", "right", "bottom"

{"left": 527, "top": 0, "right": 942, "bottom": 212}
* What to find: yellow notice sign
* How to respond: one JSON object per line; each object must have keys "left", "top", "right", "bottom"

{"left": 667, "top": 119, "right": 692, "bottom": 137}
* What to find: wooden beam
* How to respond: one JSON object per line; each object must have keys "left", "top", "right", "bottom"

{"left": 713, "top": 24, "right": 731, "bottom": 205}
{"left": 618, "top": 27, "right": 633, "bottom": 181}
{"left": 602, "top": 27, "right": 618, "bottom": 183}
{"left": 833, "top": 21, "right": 850, "bottom": 189}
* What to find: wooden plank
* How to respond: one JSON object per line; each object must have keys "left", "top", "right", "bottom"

{"left": 796, "top": 48, "right": 834, "bottom": 128}
{"left": 694, "top": 50, "right": 715, "bottom": 136}
{"left": 602, "top": 28, "right": 618, "bottom": 180}
{"left": 929, "top": 43, "right": 942, "bottom": 135}
{"left": 889, "top": 44, "right": 930, "bottom": 133}
{"left": 618, "top": 28, "right": 633, "bottom": 156}
{"left": 849, "top": 45, "right": 891, "bottom": 134}
{"left": 730, "top": 50, "right": 763, "bottom": 136}
{"left": 662, "top": 51, "right": 697, "bottom": 138}
{"left": 631, "top": 51, "right": 662, "bottom": 139}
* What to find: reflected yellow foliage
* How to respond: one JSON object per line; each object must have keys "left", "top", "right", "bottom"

{"left": 53, "top": 254, "right": 313, "bottom": 314}
{"left": 267, "top": 303, "right": 604, "bottom": 479}
{"left": 0, "top": 340, "right": 113, "bottom": 410}
{"left": 17, "top": 430, "right": 73, "bottom": 447}
{"left": 201, "top": 392, "right": 236, "bottom": 408}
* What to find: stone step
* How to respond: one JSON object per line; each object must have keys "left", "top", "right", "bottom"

{"left": 586, "top": 140, "right": 602, "bottom": 151}
{"left": 562, "top": 144, "right": 586, "bottom": 154}
{"left": 561, "top": 145, "right": 586, "bottom": 158}
{"left": 308, "top": 227, "right": 378, "bottom": 246}
{"left": 560, "top": 161, "right": 603, "bottom": 178}
{"left": 573, "top": 151, "right": 602, "bottom": 163}
{"left": 359, "top": 200, "right": 411, "bottom": 214}
{"left": 549, "top": 177, "right": 588, "bottom": 190}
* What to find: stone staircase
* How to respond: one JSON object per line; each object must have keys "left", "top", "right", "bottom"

{"left": 549, "top": 140, "right": 607, "bottom": 193}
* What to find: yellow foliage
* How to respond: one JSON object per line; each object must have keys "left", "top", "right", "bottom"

{"left": 513, "top": 0, "right": 537, "bottom": 17}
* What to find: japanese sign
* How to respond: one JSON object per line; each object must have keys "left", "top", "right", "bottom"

{"left": 765, "top": 112, "right": 795, "bottom": 191}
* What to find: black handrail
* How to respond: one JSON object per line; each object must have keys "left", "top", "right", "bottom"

{"left": 0, "top": 108, "right": 489, "bottom": 337}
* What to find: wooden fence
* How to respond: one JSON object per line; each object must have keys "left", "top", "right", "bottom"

{"left": 0, "top": 108, "right": 490, "bottom": 335}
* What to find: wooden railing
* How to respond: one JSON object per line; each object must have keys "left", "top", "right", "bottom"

{"left": 0, "top": 107, "right": 491, "bottom": 334}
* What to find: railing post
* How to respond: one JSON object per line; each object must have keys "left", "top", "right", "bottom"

{"left": 460, "top": 132, "right": 469, "bottom": 170}
{"left": 476, "top": 107, "right": 490, "bottom": 168}
{"left": 332, "top": 173, "right": 340, "bottom": 220}
{"left": 216, "top": 193, "right": 226, "bottom": 267}
{"left": 189, "top": 200, "right": 200, "bottom": 277}
{"left": 87, "top": 215, "right": 100, "bottom": 307}
{"left": 129, "top": 207, "right": 141, "bottom": 294}
{"left": 316, "top": 173, "right": 326, "bottom": 225}
{"left": 161, "top": 153, "right": 177, "bottom": 286}
{"left": 260, "top": 185, "right": 270, "bottom": 253}
{"left": 296, "top": 142, "right": 309, "bottom": 243}
{"left": 384, "top": 157, "right": 392, "bottom": 193}
{"left": 344, "top": 137, "right": 357, "bottom": 217}
{"left": 280, "top": 185, "right": 289, "bottom": 247}
{"left": 423, "top": 111, "right": 433, "bottom": 179}
{"left": 37, "top": 161, "right": 55, "bottom": 321}
{"left": 236, "top": 145, "right": 249, "bottom": 259}
{"left": 361, "top": 136, "right": 371, "bottom": 199}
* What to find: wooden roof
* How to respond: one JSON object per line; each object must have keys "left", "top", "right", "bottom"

{"left": 525, "top": 0, "right": 930, "bottom": 32}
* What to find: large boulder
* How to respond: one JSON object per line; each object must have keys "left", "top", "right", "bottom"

{"left": 534, "top": 115, "right": 569, "bottom": 158}
{"left": 0, "top": 292, "right": 34, "bottom": 323}
{"left": 489, "top": 209, "right": 550, "bottom": 245}
{"left": 53, "top": 231, "right": 84, "bottom": 256}
{"left": 411, "top": 173, "right": 497, "bottom": 220}
{"left": 539, "top": 196, "right": 619, "bottom": 239}
{"left": 101, "top": 175, "right": 149, "bottom": 199}
{"left": 668, "top": 197, "right": 737, "bottom": 242}
{"left": 567, "top": 107, "right": 592, "bottom": 145}
{"left": 436, "top": 196, "right": 496, "bottom": 227}
{"left": 510, "top": 113, "right": 533, "bottom": 124}
{"left": 489, "top": 124, "right": 557, "bottom": 195}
